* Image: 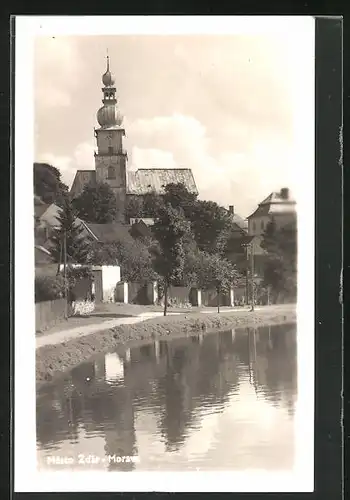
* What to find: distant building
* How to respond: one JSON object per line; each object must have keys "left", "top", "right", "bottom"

{"left": 70, "top": 56, "right": 198, "bottom": 222}
{"left": 226, "top": 205, "right": 248, "bottom": 237}
{"left": 247, "top": 187, "right": 296, "bottom": 236}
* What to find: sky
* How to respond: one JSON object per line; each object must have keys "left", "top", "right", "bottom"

{"left": 34, "top": 24, "right": 314, "bottom": 218}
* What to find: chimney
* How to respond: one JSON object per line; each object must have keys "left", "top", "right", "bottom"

{"left": 280, "top": 188, "right": 289, "bottom": 200}
{"left": 229, "top": 205, "right": 234, "bottom": 215}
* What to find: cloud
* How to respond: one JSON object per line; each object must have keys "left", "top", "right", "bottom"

{"left": 127, "top": 113, "right": 296, "bottom": 217}
{"left": 34, "top": 33, "right": 312, "bottom": 215}
{"left": 34, "top": 37, "right": 82, "bottom": 110}
{"left": 38, "top": 141, "right": 95, "bottom": 188}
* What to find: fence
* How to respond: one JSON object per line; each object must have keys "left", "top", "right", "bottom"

{"left": 201, "top": 289, "right": 232, "bottom": 307}
{"left": 35, "top": 298, "right": 67, "bottom": 332}
{"left": 167, "top": 286, "right": 192, "bottom": 305}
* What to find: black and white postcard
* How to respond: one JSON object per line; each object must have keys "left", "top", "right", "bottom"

{"left": 14, "top": 15, "right": 316, "bottom": 493}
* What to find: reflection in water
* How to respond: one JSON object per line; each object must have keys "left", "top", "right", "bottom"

{"left": 37, "top": 323, "right": 297, "bottom": 471}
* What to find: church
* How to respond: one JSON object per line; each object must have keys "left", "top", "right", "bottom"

{"left": 70, "top": 57, "right": 198, "bottom": 222}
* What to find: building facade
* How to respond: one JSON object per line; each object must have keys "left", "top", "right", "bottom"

{"left": 247, "top": 188, "right": 297, "bottom": 236}
{"left": 70, "top": 57, "right": 198, "bottom": 222}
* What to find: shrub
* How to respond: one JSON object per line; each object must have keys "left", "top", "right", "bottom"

{"left": 35, "top": 275, "right": 65, "bottom": 303}
{"left": 71, "top": 300, "right": 95, "bottom": 316}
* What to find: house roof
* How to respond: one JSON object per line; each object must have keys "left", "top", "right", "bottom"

{"left": 34, "top": 195, "right": 45, "bottom": 206}
{"left": 82, "top": 222, "right": 134, "bottom": 244}
{"left": 127, "top": 168, "right": 198, "bottom": 195}
{"left": 226, "top": 235, "right": 255, "bottom": 253}
{"left": 34, "top": 203, "right": 51, "bottom": 219}
{"left": 226, "top": 234, "right": 267, "bottom": 256}
{"left": 130, "top": 220, "right": 153, "bottom": 239}
{"left": 248, "top": 190, "right": 296, "bottom": 219}
{"left": 35, "top": 245, "right": 53, "bottom": 265}
{"left": 229, "top": 213, "right": 248, "bottom": 231}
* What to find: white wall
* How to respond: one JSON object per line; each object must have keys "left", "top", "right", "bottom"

{"left": 248, "top": 216, "right": 270, "bottom": 236}
{"left": 101, "top": 265, "right": 121, "bottom": 302}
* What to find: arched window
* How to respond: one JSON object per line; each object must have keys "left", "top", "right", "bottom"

{"left": 108, "top": 146, "right": 114, "bottom": 155}
{"left": 261, "top": 220, "right": 265, "bottom": 231}
{"left": 252, "top": 221, "right": 256, "bottom": 232}
{"left": 107, "top": 166, "right": 116, "bottom": 179}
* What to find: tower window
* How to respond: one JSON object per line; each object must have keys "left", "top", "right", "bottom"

{"left": 108, "top": 146, "right": 114, "bottom": 155}
{"left": 261, "top": 220, "right": 265, "bottom": 230}
{"left": 252, "top": 221, "right": 256, "bottom": 232}
{"left": 107, "top": 166, "right": 116, "bottom": 179}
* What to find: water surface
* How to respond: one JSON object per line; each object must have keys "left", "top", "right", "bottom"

{"left": 37, "top": 323, "right": 297, "bottom": 471}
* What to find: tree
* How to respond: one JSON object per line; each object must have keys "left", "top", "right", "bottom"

{"left": 89, "top": 238, "right": 158, "bottom": 283}
{"left": 124, "top": 195, "right": 144, "bottom": 221}
{"left": 34, "top": 163, "right": 69, "bottom": 206}
{"left": 261, "top": 219, "right": 297, "bottom": 302}
{"left": 195, "top": 252, "right": 240, "bottom": 313}
{"left": 72, "top": 182, "right": 120, "bottom": 223}
{"left": 49, "top": 199, "right": 90, "bottom": 266}
{"left": 152, "top": 204, "right": 192, "bottom": 316}
{"left": 163, "top": 182, "right": 198, "bottom": 211}
{"left": 144, "top": 183, "right": 232, "bottom": 255}
{"left": 189, "top": 200, "right": 232, "bottom": 255}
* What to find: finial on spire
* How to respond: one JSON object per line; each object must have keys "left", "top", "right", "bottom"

{"left": 106, "top": 48, "right": 109, "bottom": 71}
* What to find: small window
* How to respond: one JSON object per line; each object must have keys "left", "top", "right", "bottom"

{"left": 108, "top": 146, "right": 114, "bottom": 155}
{"left": 261, "top": 220, "right": 265, "bottom": 230}
{"left": 107, "top": 166, "right": 116, "bottom": 179}
{"left": 252, "top": 222, "right": 256, "bottom": 232}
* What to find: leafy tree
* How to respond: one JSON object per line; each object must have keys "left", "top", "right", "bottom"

{"left": 34, "top": 163, "right": 69, "bottom": 206}
{"left": 49, "top": 199, "right": 90, "bottom": 266}
{"left": 35, "top": 274, "right": 65, "bottom": 303}
{"left": 72, "top": 182, "right": 120, "bottom": 223}
{"left": 124, "top": 195, "right": 144, "bottom": 221}
{"left": 189, "top": 200, "right": 232, "bottom": 255}
{"left": 142, "top": 190, "right": 166, "bottom": 219}
{"left": 152, "top": 204, "right": 192, "bottom": 316}
{"left": 89, "top": 239, "right": 158, "bottom": 283}
{"left": 163, "top": 182, "right": 198, "bottom": 211}
{"left": 144, "top": 183, "right": 232, "bottom": 255}
{"left": 195, "top": 252, "right": 240, "bottom": 313}
{"left": 261, "top": 219, "right": 297, "bottom": 302}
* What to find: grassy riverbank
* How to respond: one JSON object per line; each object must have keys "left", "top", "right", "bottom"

{"left": 36, "top": 305, "right": 296, "bottom": 388}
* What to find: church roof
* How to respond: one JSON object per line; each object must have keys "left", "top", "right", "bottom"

{"left": 70, "top": 170, "right": 96, "bottom": 198}
{"left": 70, "top": 168, "right": 198, "bottom": 198}
{"left": 127, "top": 168, "right": 198, "bottom": 195}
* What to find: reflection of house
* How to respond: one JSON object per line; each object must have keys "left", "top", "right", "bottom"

{"left": 247, "top": 188, "right": 296, "bottom": 236}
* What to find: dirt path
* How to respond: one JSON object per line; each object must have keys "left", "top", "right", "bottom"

{"left": 36, "top": 306, "right": 274, "bottom": 349}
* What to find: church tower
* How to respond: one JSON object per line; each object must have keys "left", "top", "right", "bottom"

{"left": 94, "top": 55, "right": 127, "bottom": 222}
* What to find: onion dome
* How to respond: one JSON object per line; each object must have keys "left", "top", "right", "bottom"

{"left": 97, "top": 105, "right": 123, "bottom": 128}
{"left": 102, "top": 55, "right": 115, "bottom": 86}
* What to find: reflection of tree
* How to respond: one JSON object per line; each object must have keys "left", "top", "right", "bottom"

{"left": 37, "top": 322, "right": 297, "bottom": 462}
{"left": 236, "top": 324, "right": 297, "bottom": 413}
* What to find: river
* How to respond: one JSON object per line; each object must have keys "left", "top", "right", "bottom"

{"left": 36, "top": 323, "right": 297, "bottom": 472}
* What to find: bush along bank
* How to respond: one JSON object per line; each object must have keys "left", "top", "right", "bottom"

{"left": 36, "top": 307, "right": 296, "bottom": 387}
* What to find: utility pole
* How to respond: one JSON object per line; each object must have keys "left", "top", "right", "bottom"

{"left": 245, "top": 244, "right": 249, "bottom": 306}
{"left": 63, "top": 229, "right": 68, "bottom": 319}
{"left": 250, "top": 242, "right": 255, "bottom": 312}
